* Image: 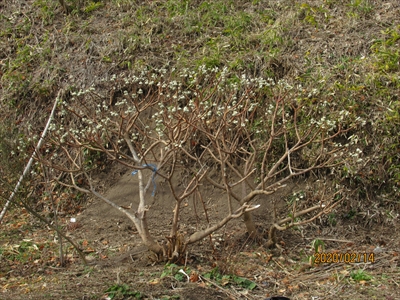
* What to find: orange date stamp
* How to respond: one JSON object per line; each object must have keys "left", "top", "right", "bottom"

{"left": 313, "top": 252, "right": 375, "bottom": 264}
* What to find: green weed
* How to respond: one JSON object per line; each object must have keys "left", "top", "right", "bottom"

{"left": 327, "top": 213, "right": 337, "bottom": 226}
{"left": 350, "top": 269, "right": 373, "bottom": 282}
{"left": 105, "top": 284, "right": 141, "bottom": 299}
{"left": 2, "top": 240, "right": 41, "bottom": 263}
{"left": 298, "top": 3, "right": 330, "bottom": 28}
{"left": 160, "top": 263, "right": 190, "bottom": 282}
{"left": 33, "top": 0, "right": 57, "bottom": 25}
{"left": 83, "top": 1, "right": 104, "bottom": 14}
{"left": 371, "top": 26, "right": 400, "bottom": 72}
{"left": 286, "top": 191, "right": 306, "bottom": 206}
{"left": 347, "top": 0, "right": 374, "bottom": 18}
{"left": 204, "top": 267, "right": 257, "bottom": 290}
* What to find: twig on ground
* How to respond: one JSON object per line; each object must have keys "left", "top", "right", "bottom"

{"left": 304, "top": 237, "right": 354, "bottom": 243}
{"left": 272, "top": 258, "right": 293, "bottom": 277}
{"left": 199, "top": 275, "right": 240, "bottom": 300}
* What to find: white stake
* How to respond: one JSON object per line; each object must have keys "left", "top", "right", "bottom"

{"left": 0, "top": 91, "right": 62, "bottom": 223}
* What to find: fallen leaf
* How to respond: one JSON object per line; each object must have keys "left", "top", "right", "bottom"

{"left": 265, "top": 254, "right": 273, "bottom": 263}
{"left": 190, "top": 272, "right": 199, "bottom": 282}
{"left": 281, "top": 277, "right": 290, "bottom": 285}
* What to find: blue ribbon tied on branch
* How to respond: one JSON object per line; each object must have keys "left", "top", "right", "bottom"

{"left": 131, "top": 164, "right": 158, "bottom": 196}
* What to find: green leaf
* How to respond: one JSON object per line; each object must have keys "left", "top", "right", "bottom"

{"left": 233, "top": 276, "right": 257, "bottom": 290}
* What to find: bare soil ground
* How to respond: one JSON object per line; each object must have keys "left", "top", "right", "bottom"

{"left": 1, "top": 164, "right": 399, "bottom": 299}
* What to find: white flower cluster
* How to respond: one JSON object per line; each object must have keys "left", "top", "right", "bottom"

{"left": 277, "top": 79, "right": 293, "bottom": 90}
{"left": 310, "top": 115, "right": 337, "bottom": 131}
{"left": 47, "top": 65, "right": 372, "bottom": 180}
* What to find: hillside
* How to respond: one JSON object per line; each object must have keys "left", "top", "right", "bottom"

{"left": 1, "top": 1, "right": 399, "bottom": 299}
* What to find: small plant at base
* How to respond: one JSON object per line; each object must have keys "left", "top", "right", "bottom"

{"left": 105, "top": 284, "right": 141, "bottom": 299}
